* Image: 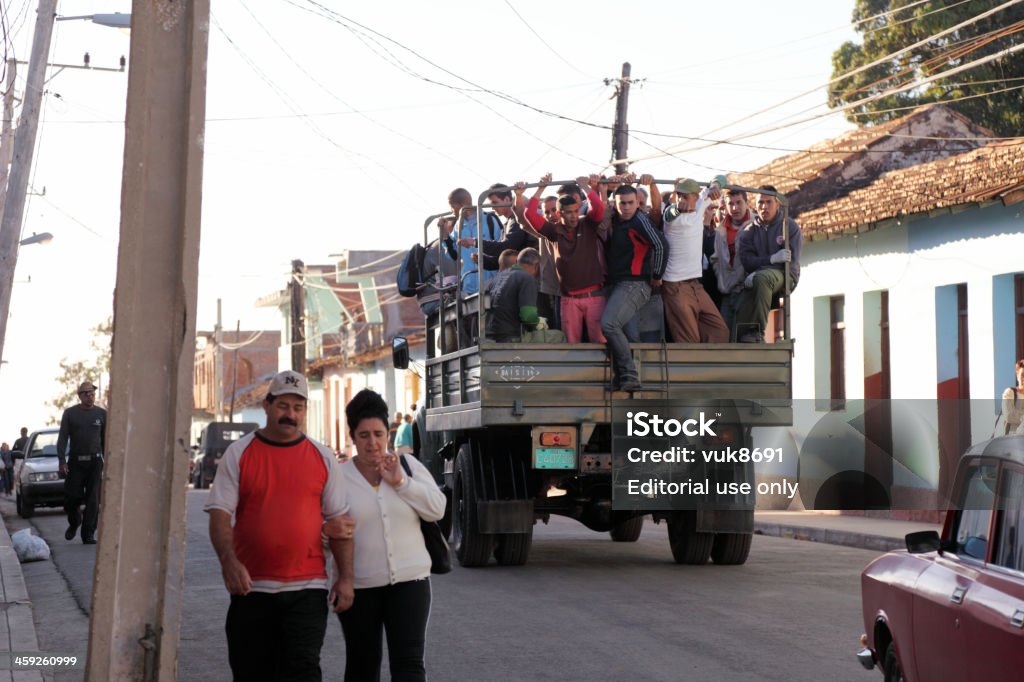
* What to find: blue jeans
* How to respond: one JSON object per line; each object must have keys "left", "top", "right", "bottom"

{"left": 601, "top": 280, "right": 651, "bottom": 382}
{"left": 625, "top": 290, "right": 664, "bottom": 342}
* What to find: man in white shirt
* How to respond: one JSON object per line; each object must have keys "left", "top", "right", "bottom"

{"left": 661, "top": 178, "right": 729, "bottom": 343}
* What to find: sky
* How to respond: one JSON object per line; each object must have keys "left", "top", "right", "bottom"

{"left": 0, "top": 0, "right": 862, "bottom": 437}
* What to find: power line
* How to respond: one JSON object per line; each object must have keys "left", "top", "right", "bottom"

{"left": 502, "top": 0, "right": 588, "bottom": 77}
{"left": 234, "top": 0, "right": 489, "bottom": 182}
{"left": 636, "top": 0, "right": 1024, "bottom": 164}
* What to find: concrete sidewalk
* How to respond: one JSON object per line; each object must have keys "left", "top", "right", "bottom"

{"left": 754, "top": 510, "right": 942, "bottom": 552}
{"left": 0, "top": 514, "right": 42, "bottom": 682}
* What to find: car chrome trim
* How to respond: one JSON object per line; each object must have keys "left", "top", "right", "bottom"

{"left": 1012, "top": 609, "right": 1024, "bottom": 629}
{"left": 950, "top": 586, "right": 967, "bottom": 604}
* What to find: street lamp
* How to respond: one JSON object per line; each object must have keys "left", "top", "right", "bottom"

{"left": 19, "top": 232, "right": 53, "bottom": 247}
{"left": 57, "top": 13, "right": 132, "bottom": 29}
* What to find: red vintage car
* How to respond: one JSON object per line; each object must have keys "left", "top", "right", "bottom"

{"left": 858, "top": 436, "right": 1024, "bottom": 681}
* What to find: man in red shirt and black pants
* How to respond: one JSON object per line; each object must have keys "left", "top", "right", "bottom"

{"left": 206, "top": 370, "right": 355, "bottom": 681}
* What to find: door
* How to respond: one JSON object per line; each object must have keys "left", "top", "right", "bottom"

{"left": 962, "top": 465, "right": 1024, "bottom": 681}
{"left": 911, "top": 463, "right": 995, "bottom": 681}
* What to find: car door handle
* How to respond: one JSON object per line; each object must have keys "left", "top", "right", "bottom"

{"left": 1012, "top": 609, "right": 1024, "bottom": 629}
{"left": 950, "top": 586, "right": 967, "bottom": 604}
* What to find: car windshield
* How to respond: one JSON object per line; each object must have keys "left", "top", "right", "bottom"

{"left": 28, "top": 432, "right": 60, "bottom": 458}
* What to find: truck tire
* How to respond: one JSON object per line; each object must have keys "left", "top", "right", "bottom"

{"left": 609, "top": 515, "right": 644, "bottom": 542}
{"left": 494, "top": 528, "right": 532, "bottom": 566}
{"left": 711, "top": 532, "right": 753, "bottom": 565}
{"left": 439, "top": 486, "right": 453, "bottom": 540}
{"left": 452, "top": 444, "right": 493, "bottom": 567}
{"left": 667, "top": 512, "right": 712, "bottom": 565}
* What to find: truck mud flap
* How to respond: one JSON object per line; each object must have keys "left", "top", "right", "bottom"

{"left": 696, "top": 509, "right": 753, "bottom": 534}
{"left": 477, "top": 500, "right": 534, "bottom": 534}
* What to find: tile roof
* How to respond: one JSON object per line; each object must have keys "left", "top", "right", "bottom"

{"left": 796, "top": 138, "right": 1024, "bottom": 240}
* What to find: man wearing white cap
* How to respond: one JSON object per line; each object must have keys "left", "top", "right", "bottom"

{"left": 206, "top": 370, "right": 356, "bottom": 680}
{"left": 661, "top": 177, "right": 730, "bottom": 343}
{"left": 57, "top": 380, "right": 107, "bottom": 544}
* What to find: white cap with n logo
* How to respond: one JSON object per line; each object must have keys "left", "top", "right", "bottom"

{"left": 268, "top": 370, "right": 308, "bottom": 399}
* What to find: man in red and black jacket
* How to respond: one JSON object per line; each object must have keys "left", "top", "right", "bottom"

{"left": 599, "top": 184, "right": 668, "bottom": 392}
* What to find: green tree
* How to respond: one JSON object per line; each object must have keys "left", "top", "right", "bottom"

{"left": 829, "top": 0, "right": 1024, "bottom": 135}
{"left": 47, "top": 317, "right": 113, "bottom": 422}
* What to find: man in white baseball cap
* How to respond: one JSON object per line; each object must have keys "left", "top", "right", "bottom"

{"left": 205, "top": 370, "right": 356, "bottom": 679}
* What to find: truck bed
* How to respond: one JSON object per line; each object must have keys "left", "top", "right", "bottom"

{"left": 424, "top": 341, "right": 793, "bottom": 431}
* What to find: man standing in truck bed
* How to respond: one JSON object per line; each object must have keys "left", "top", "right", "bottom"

{"left": 600, "top": 184, "right": 668, "bottom": 392}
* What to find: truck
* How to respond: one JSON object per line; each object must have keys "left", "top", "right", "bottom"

{"left": 393, "top": 179, "right": 794, "bottom": 567}
{"left": 192, "top": 421, "right": 259, "bottom": 489}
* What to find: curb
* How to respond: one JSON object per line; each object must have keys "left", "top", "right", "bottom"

{"left": 754, "top": 521, "right": 906, "bottom": 553}
{"left": 0, "top": 514, "right": 43, "bottom": 682}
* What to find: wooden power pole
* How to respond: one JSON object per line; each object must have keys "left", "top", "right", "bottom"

{"left": 290, "top": 259, "right": 306, "bottom": 373}
{"left": 610, "top": 62, "right": 632, "bottom": 175}
{"left": 87, "top": 0, "right": 211, "bottom": 678}
{"left": 0, "top": 0, "right": 57, "bottom": 368}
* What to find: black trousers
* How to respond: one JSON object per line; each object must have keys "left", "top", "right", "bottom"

{"left": 338, "top": 579, "right": 431, "bottom": 682}
{"left": 64, "top": 459, "right": 102, "bottom": 539}
{"left": 225, "top": 589, "right": 328, "bottom": 682}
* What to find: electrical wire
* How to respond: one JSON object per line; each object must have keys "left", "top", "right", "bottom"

{"left": 234, "top": 0, "right": 490, "bottom": 182}
{"left": 502, "top": 0, "right": 589, "bottom": 77}
{"left": 636, "top": 0, "right": 1024, "bottom": 163}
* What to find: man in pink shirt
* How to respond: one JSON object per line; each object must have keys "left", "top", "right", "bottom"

{"left": 515, "top": 173, "right": 607, "bottom": 343}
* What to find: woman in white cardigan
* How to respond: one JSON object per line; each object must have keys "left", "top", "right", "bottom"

{"left": 338, "top": 389, "right": 446, "bottom": 682}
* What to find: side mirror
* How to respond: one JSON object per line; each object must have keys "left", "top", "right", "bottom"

{"left": 11, "top": 450, "right": 23, "bottom": 460}
{"left": 392, "top": 336, "right": 410, "bottom": 370}
{"left": 906, "top": 530, "right": 952, "bottom": 554}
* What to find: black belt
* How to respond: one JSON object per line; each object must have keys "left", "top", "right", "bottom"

{"left": 71, "top": 454, "right": 101, "bottom": 462}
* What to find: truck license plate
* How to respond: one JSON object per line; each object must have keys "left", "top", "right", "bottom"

{"left": 535, "top": 448, "right": 575, "bottom": 469}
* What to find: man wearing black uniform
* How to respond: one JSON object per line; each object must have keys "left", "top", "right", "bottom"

{"left": 57, "top": 380, "right": 107, "bottom": 544}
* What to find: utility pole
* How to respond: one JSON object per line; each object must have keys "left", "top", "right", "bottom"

{"left": 0, "top": 58, "right": 18, "bottom": 220}
{"left": 609, "top": 62, "right": 632, "bottom": 175}
{"left": 87, "top": 0, "right": 210, "bottom": 678}
{"left": 214, "top": 299, "right": 223, "bottom": 418}
{"left": 290, "top": 259, "right": 306, "bottom": 374}
{"left": 228, "top": 319, "right": 240, "bottom": 422}
{"left": 0, "top": 0, "right": 58, "bottom": 368}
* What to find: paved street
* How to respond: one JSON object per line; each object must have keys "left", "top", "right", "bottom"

{"left": 5, "top": 490, "right": 878, "bottom": 681}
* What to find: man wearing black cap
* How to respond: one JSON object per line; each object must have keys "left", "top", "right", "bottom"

{"left": 57, "top": 380, "right": 107, "bottom": 544}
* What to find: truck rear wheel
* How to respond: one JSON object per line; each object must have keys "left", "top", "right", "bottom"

{"left": 667, "top": 512, "right": 712, "bottom": 565}
{"left": 452, "top": 443, "right": 493, "bottom": 567}
{"left": 711, "top": 532, "right": 753, "bottom": 565}
{"left": 494, "top": 528, "right": 532, "bottom": 566}
{"left": 609, "top": 515, "right": 644, "bottom": 542}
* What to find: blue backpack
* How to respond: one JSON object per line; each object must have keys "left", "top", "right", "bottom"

{"left": 397, "top": 243, "right": 428, "bottom": 297}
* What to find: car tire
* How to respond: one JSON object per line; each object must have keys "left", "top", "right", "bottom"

{"left": 452, "top": 443, "right": 493, "bottom": 567}
{"left": 667, "top": 511, "right": 712, "bottom": 565}
{"left": 610, "top": 515, "right": 645, "bottom": 542}
{"left": 17, "top": 493, "right": 34, "bottom": 519}
{"left": 711, "top": 532, "right": 753, "bottom": 565}
{"left": 883, "top": 642, "right": 903, "bottom": 682}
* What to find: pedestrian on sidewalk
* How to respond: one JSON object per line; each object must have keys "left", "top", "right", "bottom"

{"left": 0, "top": 443, "right": 11, "bottom": 495}
{"left": 206, "top": 370, "right": 356, "bottom": 681}
{"left": 12, "top": 427, "right": 28, "bottom": 458}
{"left": 57, "top": 381, "right": 107, "bottom": 544}
{"left": 337, "top": 389, "right": 446, "bottom": 682}
{"left": 998, "top": 359, "right": 1024, "bottom": 435}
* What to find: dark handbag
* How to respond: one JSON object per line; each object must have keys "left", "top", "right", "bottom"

{"left": 399, "top": 455, "right": 452, "bottom": 574}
